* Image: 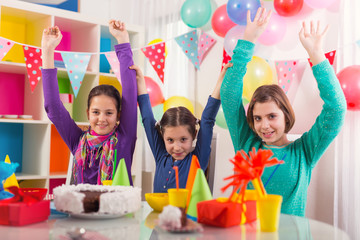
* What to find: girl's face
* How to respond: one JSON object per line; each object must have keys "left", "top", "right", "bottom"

{"left": 87, "top": 95, "right": 119, "bottom": 135}
{"left": 162, "top": 125, "right": 194, "bottom": 161}
{"left": 252, "top": 100, "right": 289, "bottom": 146}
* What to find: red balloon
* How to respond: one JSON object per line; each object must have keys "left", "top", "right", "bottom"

{"left": 274, "top": 0, "right": 304, "bottom": 17}
{"left": 337, "top": 65, "right": 360, "bottom": 111}
{"left": 211, "top": 4, "right": 236, "bottom": 38}
{"left": 145, "top": 76, "right": 164, "bottom": 107}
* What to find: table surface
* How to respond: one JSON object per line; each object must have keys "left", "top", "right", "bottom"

{"left": 0, "top": 202, "right": 350, "bottom": 240}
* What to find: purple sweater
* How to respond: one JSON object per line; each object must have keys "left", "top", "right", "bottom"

{"left": 42, "top": 43, "right": 137, "bottom": 185}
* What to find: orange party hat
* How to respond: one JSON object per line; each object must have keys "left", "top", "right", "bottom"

{"left": 185, "top": 155, "right": 200, "bottom": 207}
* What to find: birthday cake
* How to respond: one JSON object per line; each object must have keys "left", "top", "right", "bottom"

{"left": 53, "top": 184, "right": 141, "bottom": 215}
{"left": 158, "top": 205, "right": 187, "bottom": 229}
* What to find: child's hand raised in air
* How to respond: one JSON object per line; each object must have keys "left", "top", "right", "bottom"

{"left": 243, "top": 7, "right": 272, "bottom": 43}
{"left": 109, "top": 20, "right": 129, "bottom": 44}
{"left": 212, "top": 62, "right": 233, "bottom": 99}
{"left": 129, "top": 65, "right": 147, "bottom": 96}
{"left": 299, "top": 21, "right": 328, "bottom": 65}
{"left": 41, "top": 26, "right": 62, "bottom": 52}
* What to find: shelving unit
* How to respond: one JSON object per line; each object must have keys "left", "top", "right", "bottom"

{"left": 0, "top": 0, "right": 145, "bottom": 193}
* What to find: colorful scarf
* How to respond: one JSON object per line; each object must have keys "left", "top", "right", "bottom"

{"left": 73, "top": 128, "right": 118, "bottom": 185}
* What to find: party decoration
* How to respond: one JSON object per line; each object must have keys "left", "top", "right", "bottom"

{"left": 144, "top": 76, "right": 164, "bottom": 107}
{"left": 152, "top": 103, "right": 164, "bottom": 121}
{"left": 0, "top": 161, "right": 18, "bottom": 200}
{"left": 198, "top": 32, "right": 216, "bottom": 64}
{"left": 226, "top": 0, "right": 261, "bottom": 26}
{"left": 148, "top": 39, "right": 168, "bottom": 58}
{"left": 163, "top": 96, "right": 194, "bottom": 114}
{"left": 181, "top": 0, "right": 212, "bottom": 28}
{"left": 175, "top": 30, "right": 200, "bottom": 69}
{"left": 275, "top": 60, "right": 299, "bottom": 94}
{"left": 308, "top": 50, "right": 336, "bottom": 67}
{"left": 243, "top": 56, "right": 273, "bottom": 101}
{"left": 337, "top": 65, "right": 360, "bottom": 111}
{"left": 200, "top": 0, "right": 218, "bottom": 32}
{"left": 215, "top": 106, "right": 228, "bottom": 129}
{"left": 111, "top": 158, "right": 130, "bottom": 186}
{"left": 0, "top": 38, "right": 15, "bottom": 61}
{"left": 105, "top": 51, "right": 121, "bottom": 81}
{"left": 185, "top": 155, "right": 201, "bottom": 207}
{"left": 258, "top": 13, "right": 287, "bottom": 46}
{"left": 211, "top": 4, "right": 236, "bottom": 38}
{"left": 274, "top": 0, "right": 304, "bottom": 17}
{"left": 141, "top": 42, "right": 166, "bottom": 83}
{"left": 356, "top": 40, "right": 360, "bottom": 48}
{"left": 23, "top": 46, "right": 42, "bottom": 93}
{"left": 61, "top": 52, "right": 91, "bottom": 97}
{"left": 224, "top": 25, "right": 246, "bottom": 56}
{"left": 221, "top": 48, "right": 232, "bottom": 71}
{"left": 3, "top": 155, "right": 19, "bottom": 190}
{"left": 304, "top": 0, "right": 336, "bottom": 9}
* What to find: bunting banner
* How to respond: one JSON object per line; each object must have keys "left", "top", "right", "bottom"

{"left": 105, "top": 52, "right": 121, "bottom": 81}
{"left": 221, "top": 48, "right": 232, "bottom": 71}
{"left": 0, "top": 38, "right": 15, "bottom": 61}
{"left": 275, "top": 60, "right": 299, "bottom": 94}
{"left": 308, "top": 50, "right": 336, "bottom": 67}
{"left": 141, "top": 42, "right": 166, "bottom": 83}
{"left": 198, "top": 32, "right": 216, "bottom": 64}
{"left": 175, "top": 30, "right": 200, "bottom": 69}
{"left": 23, "top": 46, "right": 42, "bottom": 93}
{"left": 61, "top": 52, "right": 91, "bottom": 97}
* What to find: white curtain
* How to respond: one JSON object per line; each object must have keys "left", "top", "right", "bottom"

{"left": 334, "top": 0, "right": 360, "bottom": 239}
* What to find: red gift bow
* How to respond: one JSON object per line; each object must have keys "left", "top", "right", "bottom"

{"left": 0, "top": 187, "right": 45, "bottom": 205}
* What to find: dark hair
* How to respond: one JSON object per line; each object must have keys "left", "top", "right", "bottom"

{"left": 156, "top": 106, "right": 199, "bottom": 139}
{"left": 87, "top": 84, "right": 121, "bottom": 114}
{"left": 246, "top": 84, "right": 295, "bottom": 133}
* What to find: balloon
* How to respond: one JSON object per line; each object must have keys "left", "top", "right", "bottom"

{"left": 153, "top": 104, "right": 164, "bottom": 121}
{"left": 337, "top": 65, "right": 360, "bottom": 111}
{"left": 274, "top": 0, "right": 303, "bottom": 17}
{"left": 224, "top": 25, "right": 246, "bottom": 56}
{"left": 226, "top": 0, "right": 261, "bottom": 25}
{"left": 215, "top": 106, "right": 228, "bottom": 129}
{"left": 144, "top": 76, "right": 164, "bottom": 107}
{"left": 200, "top": 0, "right": 218, "bottom": 32}
{"left": 148, "top": 39, "right": 168, "bottom": 58}
{"left": 99, "top": 76, "right": 122, "bottom": 97}
{"left": 163, "top": 96, "right": 194, "bottom": 114}
{"left": 243, "top": 56, "right": 273, "bottom": 100}
{"left": 181, "top": 0, "right": 212, "bottom": 28}
{"left": 258, "top": 13, "right": 287, "bottom": 45}
{"left": 211, "top": 4, "right": 236, "bottom": 38}
{"left": 304, "top": 0, "right": 336, "bottom": 9}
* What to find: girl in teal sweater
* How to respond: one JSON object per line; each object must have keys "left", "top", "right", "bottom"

{"left": 220, "top": 8, "right": 346, "bottom": 216}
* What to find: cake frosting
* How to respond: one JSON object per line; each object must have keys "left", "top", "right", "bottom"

{"left": 53, "top": 184, "right": 141, "bottom": 215}
{"left": 158, "top": 205, "right": 187, "bottom": 229}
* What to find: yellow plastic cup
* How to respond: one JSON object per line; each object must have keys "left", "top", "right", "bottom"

{"left": 168, "top": 188, "right": 189, "bottom": 208}
{"left": 257, "top": 194, "right": 283, "bottom": 232}
{"left": 102, "top": 180, "right": 113, "bottom": 186}
{"left": 245, "top": 189, "right": 258, "bottom": 201}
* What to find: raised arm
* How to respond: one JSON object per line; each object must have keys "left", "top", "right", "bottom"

{"left": 41, "top": 26, "right": 62, "bottom": 69}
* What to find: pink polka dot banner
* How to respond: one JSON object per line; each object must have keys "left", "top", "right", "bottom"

{"left": 105, "top": 51, "right": 121, "bottom": 82}
{"left": 175, "top": 30, "right": 200, "bottom": 70}
{"left": 61, "top": 52, "right": 91, "bottom": 97}
{"left": 307, "top": 50, "right": 336, "bottom": 68}
{"left": 141, "top": 42, "right": 166, "bottom": 83}
{"left": 22, "top": 46, "right": 42, "bottom": 93}
{"left": 0, "top": 38, "right": 15, "bottom": 61}
{"left": 221, "top": 48, "right": 231, "bottom": 71}
{"left": 275, "top": 60, "right": 299, "bottom": 94}
{"left": 198, "top": 32, "right": 216, "bottom": 64}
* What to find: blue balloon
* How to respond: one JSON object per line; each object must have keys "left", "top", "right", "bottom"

{"left": 226, "top": 0, "right": 261, "bottom": 25}
{"left": 181, "top": 0, "right": 212, "bottom": 28}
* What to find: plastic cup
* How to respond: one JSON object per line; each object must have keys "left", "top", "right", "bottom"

{"left": 102, "top": 180, "right": 113, "bottom": 186}
{"left": 245, "top": 189, "right": 258, "bottom": 201}
{"left": 168, "top": 188, "right": 189, "bottom": 208}
{"left": 257, "top": 194, "right": 283, "bottom": 232}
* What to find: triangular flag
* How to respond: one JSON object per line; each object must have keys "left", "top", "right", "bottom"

{"left": 221, "top": 48, "right": 231, "bottom": 71}
{"left": 275, "top": 60, "right": 299, "bottom": 94}
{"left": 356, "top": 40, "right": 360, "bottom": 48}
{"left": 141, "top": 42, "right": 166, "bottom": 83}
{"left": 105, "top": 51, "right": 121, "bottom": 81}
{"left": 185, "top": 155, "right": 201, "bottom": 207}
{"left": 3, "top": 155, "right": 19, "bottom": 189}
{"left": 0, "top": 160, "right": 19, "bottom": 200}
{"left": 61, "top": 52, "right": 91, "bottom": 97}
{"left": 175, "top": 30, "right": 200, "bottom": 69}
{"left": 308, "top": 50, "right": 336, "bottom": 67}
{"left": 198, "top": 32, "right": 216, "bottom": 64}
{"left": 0, "top": 38, "right": 15, "bottom": 61}
{"left": 187, "top": 168, "right": 213, "bottom": 219}
{"left": 112, "top": 158, "right": 130, "bottom": 186}
{"left": 23, "top": 46, "right": 42, "bottom": 93}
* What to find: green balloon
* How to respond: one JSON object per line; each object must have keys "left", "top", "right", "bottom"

{"left": 152, "top": 104, "right": 164, "bottom": 121}
{"left": 181, "top": 0, "right": 212, "bottom": 28}
{"left": 215, "top": 106, "right": 228, "bottom": 129}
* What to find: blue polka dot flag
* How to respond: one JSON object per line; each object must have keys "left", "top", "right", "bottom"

{"left": 61, "top": 52, "right": 91, "bottom": 97}
{"left": 175, "top": 30, "right": 200, "bottom": 70}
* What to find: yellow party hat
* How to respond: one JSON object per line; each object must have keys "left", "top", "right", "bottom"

{"left": 3, "top": 155, "right": 19, "bottom": 189}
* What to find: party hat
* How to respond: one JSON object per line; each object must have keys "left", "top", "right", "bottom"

{"left": 3, "top": 155, "right": 19, "bottom": 189}
{"left": 112, "top": 158, "right": 130, "bottom": 186}
{"left": 187, "top": 168, "right": 213, "bottom": 219}
{"left": 185, "top": 155, "right": 200, "bottom": 207}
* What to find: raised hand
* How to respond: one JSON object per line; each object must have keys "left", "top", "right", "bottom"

{"left": 129, "top": 65, "right": 147, "bottom": 95}
{"left": 109, "top": 20, "right": 129, "bottom": 44}
{"left": 243, "top": 7, "right": 272, "bottom": 43}
{"left": 41, "top": 26, "right": 62, "bottom": 52}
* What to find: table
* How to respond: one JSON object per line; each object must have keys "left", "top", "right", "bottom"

{"left": 0, "top": 202, "right": 350, "bottom": 240}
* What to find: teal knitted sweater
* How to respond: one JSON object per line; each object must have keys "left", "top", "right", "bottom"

{"left": 220, "top": 40, "right": 347, "bottom": 217}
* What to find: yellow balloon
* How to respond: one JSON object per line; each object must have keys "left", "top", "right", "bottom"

{"left": 148, "top": 38, "right": 168, "bottom": 58}
{"left": 243, "top": 56, "right": 273, "bottom": 101}
{"left": 163, "top": 96, "right": 194, "bottom": 114}
{"left": 99, "top": 76, "right": 122, "bottom": 97}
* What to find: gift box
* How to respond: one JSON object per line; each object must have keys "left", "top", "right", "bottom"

{"left": 197, "top": 199, "right": 257, "bottom": 228}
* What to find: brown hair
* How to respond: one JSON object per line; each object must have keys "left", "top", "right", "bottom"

{"left": 246, "top": 84, "right": 295, "bottom": 133}
{"left": 156, "top": 106, "right": 199, "bottom": 139}
{"left": 87, "top": 84, "right": 121, "bottom": 116}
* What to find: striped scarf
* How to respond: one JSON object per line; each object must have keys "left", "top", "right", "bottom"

{"left": 73, "top": 128, "right": 118, "bottom": 185}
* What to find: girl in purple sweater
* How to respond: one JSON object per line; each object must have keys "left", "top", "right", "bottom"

{"left": 41, "top": 20, "right": 137, "bottom": 185}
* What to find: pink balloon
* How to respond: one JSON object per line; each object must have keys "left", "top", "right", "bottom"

{"left": 337, "top": 65, "right": 360, "bottom": 111}
{"left": 274, "top": 0, "right": 303, "bottom": 17}
{"left": 304, "top": 0, "right": 336, "bottom": 9}
{"left": 258, "top": 13, "right": 287, "bottom": 45}
{"left": 211, "top": 4, "right": 236, "bottom": 38}
{"left": 224, "top": 25, "right": 246, "bottom": 56}
{"left": 145, "top": 76, "right": 164, "bottom": 107}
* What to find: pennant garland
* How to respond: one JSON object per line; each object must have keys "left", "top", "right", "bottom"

{"left": 221, "top": 48, "right": 232, "bottom": 71}
{"left": 0, "top": 38, "right": 15, "bottom": 61}
{"left": 175, "top": 30, "right": 200, "bottom": 69}
{"left": 105, "top": 52, "right": 121, "bottom": 81}
{"left": 23, "top": 46, "right": 42, "bottom": 93}
{"left": 275, "top": 60, "right": 299, "bottom": 94}
{"left": 61, "top": 52, "right": 91, "bottom": 97}
{"left": 308, "top": 50, "right": 336, "bottom": 67}
{"left": 141, "top": 42, "right": 166, "bottom": 83}
{"left": 198, "top": 32, "right": 216, "bottom": 64}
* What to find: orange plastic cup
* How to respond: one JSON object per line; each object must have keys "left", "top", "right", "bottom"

{"left": 257, "top": 194, "right": 283, "bottom": 232}
{"left": 168, "top": 188, "right": 188, "bottom": 208}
